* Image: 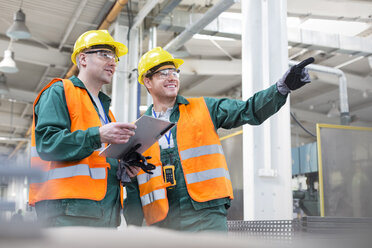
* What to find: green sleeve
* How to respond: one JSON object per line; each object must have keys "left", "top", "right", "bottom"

{"left": 205, "top": 84, "right": 287, "bottom": 130}
{"left": 123, "top": 179, "right": 144, "bottom": 226}
{"left": 34, "top": 82, "right": 102, "bottom": 161}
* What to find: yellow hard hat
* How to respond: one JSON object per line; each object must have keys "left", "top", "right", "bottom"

{"left": 71, "top": 30, "right": 128, "bottom": 65}
{"left": 137, "top": 47, "right": 184, "bottom": 84}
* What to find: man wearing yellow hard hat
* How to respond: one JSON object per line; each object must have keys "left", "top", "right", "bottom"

{"left": 124, "top": 47, "right": 314, "bottom": 231}
{"left": 29, "top": 30, "right": 140, "bottom": 227}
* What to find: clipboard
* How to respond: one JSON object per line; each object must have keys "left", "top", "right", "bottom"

{"left": 99, "top": 115, "right": 176, "bottom": 159}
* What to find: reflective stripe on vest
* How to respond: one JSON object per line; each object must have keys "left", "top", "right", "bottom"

{"left": 30, "top": 164, "right": 106, "bottom": 183}
{"left": 140, "top": 188, "right": 166, "bottom": 207}
{"left": 180, "top": 144, "right": 224, "bottom": 160}
{"left": 138, "top": 97, "right": 233, "bottom": 225}
{"left": 186, "top": 167, "right": 230, "bottom": 184}
{"left": 29, "top": 78, "right": 115, "bottom": 206}
{"left": 137, "top": 166, "right": 162, "bottom": 185}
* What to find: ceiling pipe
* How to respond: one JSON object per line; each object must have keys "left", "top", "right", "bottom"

{"left": 164, "top": 0, "right": 238, "bottom": 53}
{"left": 289, "top": 60, "right": 351, "bottom": 125}
{"left": 65, "top": 0, "right": 129, "bottom": 78}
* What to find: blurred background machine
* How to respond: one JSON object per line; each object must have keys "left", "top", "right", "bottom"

{"left": 292, "top": 142, "right": 320, "bottom": 217}
{"left": 222, "top": 123, "right": 372, "bottom": 219}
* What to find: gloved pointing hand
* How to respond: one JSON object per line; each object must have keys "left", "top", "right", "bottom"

{"left": 277, "top": 57, "right": 314, "bottom": 94}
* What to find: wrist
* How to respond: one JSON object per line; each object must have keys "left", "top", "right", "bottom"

{"left": 276, "top": 81, "right": 290, "bottom": 95}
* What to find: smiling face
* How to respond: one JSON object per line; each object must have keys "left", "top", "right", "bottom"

{"left": 143, "top": 64, "right": 180, "bottom": 102}
{"left": 78, "top": 48, "right": 117, "bottom": 85}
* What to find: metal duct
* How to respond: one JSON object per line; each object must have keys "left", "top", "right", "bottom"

{"left": 289, "top": 60, "right": 351, "bottom": 125}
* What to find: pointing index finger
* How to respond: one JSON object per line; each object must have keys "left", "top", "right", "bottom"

{"left": 297, "top": 57, "right": 315, "bottom": 69}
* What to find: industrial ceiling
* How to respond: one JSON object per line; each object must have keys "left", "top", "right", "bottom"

{"left": 0, "top": 0, "right": 371, "bottom": 159}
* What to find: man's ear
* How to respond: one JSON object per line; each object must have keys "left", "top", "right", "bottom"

{"left": 143, "top": 77, "right": 152, "bottom": 90}
{"left": 78, "top": 53, "right": 88, "bottom": 67}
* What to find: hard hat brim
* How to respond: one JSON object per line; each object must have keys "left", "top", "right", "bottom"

{"left": 71, "top": 41, "right": 128, "bottom": 65}
{"left": 138, "top": 58, "right": 184, "bottom": 85}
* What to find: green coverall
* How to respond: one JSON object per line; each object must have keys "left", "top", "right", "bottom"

{"left": 124, "top": 84, "right": 288, "bottom": 231}
{"left": 34, "top": 76, "right": 121, "bottom": 227}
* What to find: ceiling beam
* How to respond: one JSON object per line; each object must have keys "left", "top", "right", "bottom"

{"left": 291, "top": 108, "right": 371, "bottom": 127}
{"left": 58, "top": 0, "right": 89, "bottom": 51}
{"left": 287, "top": 0, "right": 372, "bottom": 20}
{"left": 164, "top": 0, "right": 238, "bottom": 52}
{"left": 157, "top": 7, "right": 372, "bottom": 56}
{"left": 288, "top": 28, "right": 372, "bottom": 56}
{"left": 2, "top": 88, "right": 38, "bottom": 104}
{"left": 153, "top": 0, "right": 182, "bottom": 25}
{"left": 0, "top": 39, "right": 70, "bottom": 69}
{"left": 350, "top": 100, "right": 372, "bottom": 113}
{"left": 181, "top": 58, "right": 370, "bottom": 92}
{"left": 132, "top": 0, "right": 160, "bottom": 29}
{"left": 181, "top": 59, "right": 241, "bottom": 75}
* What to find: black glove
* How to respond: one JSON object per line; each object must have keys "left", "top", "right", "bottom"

{"left": 122, "top": 144, "right": 156, "bottom": 174}
{"left": 117, "top": 160, "right": 132, "bottom": 184}
{"left": 281, "top": 57, "right": 314, "bottom": 91}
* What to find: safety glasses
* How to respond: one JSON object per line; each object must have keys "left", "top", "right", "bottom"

{"left": 84, "top": 49, "right": 119, "bottom": 62}
{"left": 147, "top": 68, "right": 180, "bottom": 79}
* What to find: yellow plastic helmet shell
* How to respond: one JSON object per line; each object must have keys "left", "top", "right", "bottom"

{"left": 137, "top": 47, "right": 184, "bottom": 85}
{"left": 71, "top": 30, "right": 128, "bottom": 65}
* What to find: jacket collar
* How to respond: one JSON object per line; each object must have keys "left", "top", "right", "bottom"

{"left": 145, "top": 95, "right": 189, "bottom": 116}
{"left": 69, "top": 76, "right": 111, "bottom": 103}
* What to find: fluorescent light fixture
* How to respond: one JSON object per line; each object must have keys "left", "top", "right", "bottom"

{"left": 6, "top": 8, "right": 31, "bottom": 40}
{"left": 0, "top": 50, "right": 18, "bottom": 73}
{"left": 288, "top": 17, "right": 369, "bottom": 36}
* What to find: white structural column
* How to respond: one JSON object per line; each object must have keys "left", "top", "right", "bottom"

{"left": 112, "top": 21, "right": 139, "bottom": 123}
{"left": 127, "top": 27, "right": 139, "bottom": 122}
{"left": 241, "top": 0, "right": 292, "bottom": 220}
{"left": 112, "top": 23, "right": 129, "bottom": 122}
{"left": 146, "top": 26, "right": 157, "bottom": 107}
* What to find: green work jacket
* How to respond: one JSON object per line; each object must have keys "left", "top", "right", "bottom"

{"left": 124, "top": 84, "right": 288, "bottom": 231}
{"left": 33, "top": 76, "right": 121, "bottom": 227}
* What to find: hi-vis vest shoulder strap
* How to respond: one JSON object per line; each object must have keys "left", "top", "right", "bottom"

{"left": 29, "top": 78, "right": 116, "bottom": 206}
{"left": 138, "top": 97, "right": 233, "bottom": 225}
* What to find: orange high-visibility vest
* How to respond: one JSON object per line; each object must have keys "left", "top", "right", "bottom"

{"left": 29, "top": 78, "right": 116, "bottom": 206}
{"left": 137, "top": 97, "right": 234, "bottom": 225}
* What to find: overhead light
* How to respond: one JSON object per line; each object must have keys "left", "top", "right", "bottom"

{"left": 327, "top": 102, "right": 340, "bottom": 118}
{"left": 0, "top": 49, "right": 18, "bottom": 73}
{"left": 0, "top": 73, "right": 9, "bottom": 95}
{"left": 6, "top": 1, "right": 31, "bottom": 40}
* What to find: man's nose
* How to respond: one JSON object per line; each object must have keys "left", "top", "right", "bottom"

{"left": 108, "top": 59, "right": 116, "bottom": 66}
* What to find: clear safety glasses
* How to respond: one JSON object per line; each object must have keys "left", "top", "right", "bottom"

{"left": 148, "top": 68, "right": 180, "bottom": 79}
{"left": 84, "top": 49, "right": 119, "bottom": 62}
